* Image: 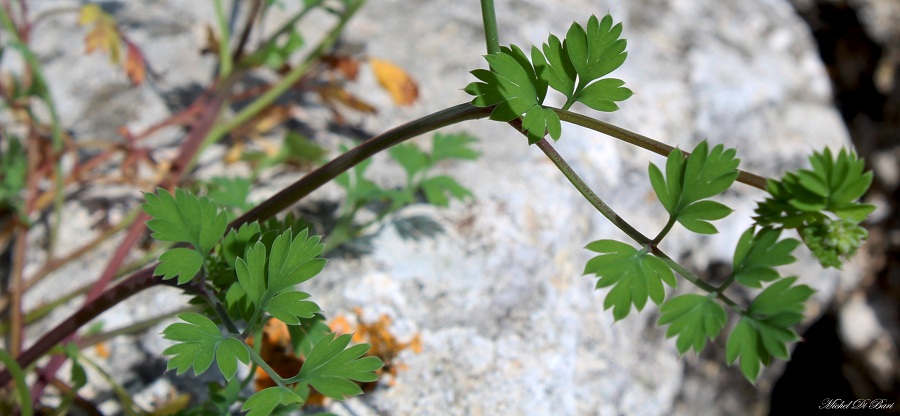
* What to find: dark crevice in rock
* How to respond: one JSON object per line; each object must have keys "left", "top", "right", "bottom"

{"left": 774, "top": 1, "right": 900, "bottom": 411}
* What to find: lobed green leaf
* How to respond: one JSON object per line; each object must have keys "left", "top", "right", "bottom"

{"left": 731, "top": 228, "right": 800, "bottom": 288}
{"left": 583, "top": 240, "right": 676, "bottom": 320}
{"left": 658, "top": 293, "right": 727, "bottom": 355}
{"left": 725, "top": 277, "right": 814, "bottom": 383}
{"left": 153, "top": 248, "right": 205, "bottom": 285}
{"left": 241, "top": 387, "right": 304, "bottom": 416}
{"left": 292, "top": 333, "right": 384, "bottom": 400}
{"left": 142, "top": 188, "right": 227, "bottom": 254}
{"left": 431, "top": 133, "right": 481, "bottom": 162}
{"left": 421, "top": 175, "right": 474, "bottom": 207}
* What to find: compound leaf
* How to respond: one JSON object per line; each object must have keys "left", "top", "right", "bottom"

{"left": 421, "top": 175, "right": 473, "bottom": 207}
{"left": 154, "top": 247, "right": 204, "bottom": 285}
{"left": 658, "top": 293, "right": 727, "bottom": 355}
{"left": 583, "top": 240, "right": 676, "bottom": 320}
{"left": 732, "top": 228, "right": 800, "bottom": 288}
{"left": 431, "top": 133, "right": 481, "bottom": 162}
{"left": 220, "top": 222, "right": 262, "bottom": 269}
{"left": 389, "top": 143, "right": 428, "bottom": 180}
{"left": 680, "top": 141, "right": 740, "bottom": 203}
{"left": 725, "top": 277, "right": 814, "bottom": 383}
{"left": 649, "top": 141, "right": 738, "bottom": 234}
{"left": 266, "top": 228, "right": 326, "bottom": 295}
{"left": 142, "top": 188, "right": 227, "bottom": 254}
{"left": 465, "top": 51, "right": 539, "bottom": 122}
{"left": 241, "top": 387, "right": 304, "bottom": 416}
{"left": 292, "top": 333, "right": 384, "bottom": 400}
{"left": 162, "top": 313, "right": 219, "bottom": 375}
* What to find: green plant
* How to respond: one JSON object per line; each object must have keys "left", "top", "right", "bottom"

{"left": 0, "top": 0, "right": 874, "bottom": 414}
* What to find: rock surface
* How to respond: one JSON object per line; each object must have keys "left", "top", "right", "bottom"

{"left": 14, "top": 0, "right": 863, "bottom": 415}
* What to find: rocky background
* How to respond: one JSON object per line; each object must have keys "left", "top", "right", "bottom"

{"left": 4, "top": 0, "right": 898, "bottom": 415}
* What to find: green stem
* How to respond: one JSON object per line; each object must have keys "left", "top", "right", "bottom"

{"left": 214, "top": 0, "right": 233, "bottom": 78}
{"left": 246, "top": 343, "right": 287, "bottom": 388}
{"left": 552, "top": 108, "right": 769, "bottom": 190}
{"left": 202, "top": 0, "right": 365, "bottom": 152}
{"left": 241, "top": 307, "right": 264, "bottom": 339}
{"left": 480, "top": 0, "right": 500, "bottom": 54}
{"left": 532, "top": 136, "right": 651, "bottom": 245}
{"left": 656, "top": 253, "right": 740, "bottom": 310}
{"left": 0, "top": 103, "right": 490, "bottom": 387}
{"left": 717, "top": 275, "right": 737, "bottom": 293}
{"left": 1, "top": 7, "right": 67, "bottom": 257}
{"left": 652, "top": 216, "right": 677, "bottom": 244}
{"left": 203, "top": 288, "right": 240, "bottom": 335}
{"left": 507, "top": 120, "right": 742, "bottom": 309}
{"left": 241, "top": 0, "right": 325, "bottom": 65}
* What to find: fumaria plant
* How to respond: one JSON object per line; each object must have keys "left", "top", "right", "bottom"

{"left": 0, "top": 0, "right": 873, "bottom": 414}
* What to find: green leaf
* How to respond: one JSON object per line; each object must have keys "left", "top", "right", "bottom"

{"left": 675, "top": 200, "right": 733, "bottom": 234}
{"left": 287, "top": 315, "right": 332, "bottom": 357}
{"left": 725, "top": 277, "right": 814, "bottom": 383}
{"left": 521, "top": 105, "right": 562, "bottom": 143}
{"left": 658, "top": 294, "right": 727, "bottom": 355}
{"left": 421, "top": 175, "right": 473, "bottom": 207}
{"left": 266, "top": 291, "right": 320, "bottom": 325}
{"left": 207, "top": 176, "right": 252, "bottom": 212}
{"left": 533, "top": 35, "right": 576, "bottom": 98}
{"left": 292, "top": 333, "right": 384, "bottom": 400}
{"left": 220, "top": 222, "right": 262, "bottom": 269}
{"left": 575, "top": 78, "right": 632, "bottom": 112}
{"left": 389, "top": 143, "right": 429, "bottom": 180}
{"left": 393, "top": 215, "right": 444, "bottom": 241}
{"left": 756, "top": 148, "right": 873, "bottom": 225}
{"left": 732, "top": 228, "right": 800, "bottom": 288}
{"left": 215, "top": 337, "right": 250, "bottom": 381}
{"left": 583, "top": 240, "right": 676, "bottom": 320}
{"left": 431, "top": 133, "right": 481, "bottom": 163}
{"left": 154, "top": 247, "right": 205, "bottom": 285}
{"left": 162, "top": 313, "right": 235, "bottom": 377}
{"left": 235, "top": 240, "right": 268, "bottom": 307}
{"left": 465, "top": 52, "right": 539, "bottom": 122}
{"left": 235, "top": 229, "right": 326, "bottom": 323}
{"left": 649, "top": 141, "right": 739, "bottom": 234}
{"left": 266, "top": 228, "right": 326, "bottom": 295}
{"left": 574, "top": 14, "right": 628, "bottom": 82}
{"left": 0, "top": 136, "right": 26, "bottom": 213}
{"left": 241, "top": 387, "right": 304, "bottom": 416}
{"left": 142, "top": 188, "right": 228, "bottom": 254}
{"left": 680, "top": 141, "right": 740, "bottom": 203}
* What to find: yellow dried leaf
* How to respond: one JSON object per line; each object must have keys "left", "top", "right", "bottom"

{"left": 150, "top": 394, "right": 191, "bottom": 416}
{"left": 78, "top": 4, "right": 103, "bottom": 26}
{"left": 80, "top": 5, "right": 121, "bottom": 63}
{"left": 369, "top": 57, "right": 419, "bottom": 106}
{"left": 318, "top": 86, "right": 377, "bottom": 114}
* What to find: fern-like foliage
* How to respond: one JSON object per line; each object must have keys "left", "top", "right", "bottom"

{"left": 465, "top": 14, "right": 633, "bottom": 144}
{"left": 142, "top": 189, "right": 383, "bottom": 414}
{"left": 756, "top": 148, "right": 874, "bottom": 268}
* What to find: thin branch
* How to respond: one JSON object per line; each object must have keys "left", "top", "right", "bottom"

{"left": 553, "top": 108, "right": 769, "bottom": 190}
